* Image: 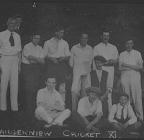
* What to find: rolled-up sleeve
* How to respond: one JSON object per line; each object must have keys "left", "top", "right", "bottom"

{"left": 64, "top": 42, "right": 71, "bottom": 57}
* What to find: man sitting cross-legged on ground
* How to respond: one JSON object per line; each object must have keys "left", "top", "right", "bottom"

{"left": 108, "top": 93, "right": 142, "bottom": 136}
{"left": 72, "top": 87, "right": 109, "bottom": 132}
{"left": 35, "top": 76, "right": 71, "bottom": 127}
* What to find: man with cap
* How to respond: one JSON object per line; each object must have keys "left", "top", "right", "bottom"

{"left": 90, "top": 55, "right": 109, "bottom": 118}
{"left": 43, "top": 26, "right": 71, "bottom": 83}
{"left": 119, "top": 39, "right": 143, "bottom": 121}
{"left": 72, "top": 87, "right": 106, "bottom": 132}
{"left": 0, "top": 17, "right": 21, "bottom": 111}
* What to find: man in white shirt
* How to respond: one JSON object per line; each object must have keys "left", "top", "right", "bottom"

{"left": 21, "top": 33, "right": 44, "bottom": 121}
{"left": 0, "top": 17, "right": 21, "bottom": 111}
{"left": 70, "top": 33, "right": 93, "bottom": 112}
{"left": 93, "top": 30, "right": 119, "bottom": 112}
{"left": 108, "top": 94, "right": 140, "bottom": 135}
{"left": 72, "top": 87, "right": 107, "bottom": 132}
{"left": 43, "top": 26, "right": 71, "bottom": 83}
{"left": 119, "top": 39, "right": 143, "bottom": 121}
{"left": 35, "top": 77, "right": 71, "bottom": 127}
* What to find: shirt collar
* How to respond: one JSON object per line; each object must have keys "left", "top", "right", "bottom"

{"left": 118, "top": 103, "right": 128, "bottom": 109}
{"left": 101, "top": 42, "right": 110, "bottom": 46}
{"left": 6, "top": 29, "right": 15, "bottom": 35}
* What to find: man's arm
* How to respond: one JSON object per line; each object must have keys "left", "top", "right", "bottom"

{"left": 108, "top": 105, "right": 119, "bottom": 123}
{"left": 69, "top": 47, "right": 74, "bottom": 67}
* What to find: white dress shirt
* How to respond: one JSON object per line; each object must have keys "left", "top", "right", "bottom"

{"left": 43, "top": 37, "right": 71, "bottom": 58}
{"left": 70, "top": 43, "right": 93, "bottom": 76}
{"left": 119, "top": 49, "right": 143, "bottom": 73}
{"left": 22, "top": 42, "right": 44, "bottom": 64}
{"left": 77, "top": 96, "right": 103, "bottom": 117}
{"left": 96, "top": 69, "right": 102, "bottom": 82}
{"left": 94, "top": 42, "right": 118, "bottom": 62}
{"left": 36, "top": 87, "right": 65, "bottom": 112}
{"left": 0, "top": 30, "right": 21, "bottom": 56}
{"left": 108, "top": 103, "right": 137, "bottom": 125}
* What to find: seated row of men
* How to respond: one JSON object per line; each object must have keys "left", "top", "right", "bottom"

{"left": 35, "top": 76, "right": 141, "bottom": 135}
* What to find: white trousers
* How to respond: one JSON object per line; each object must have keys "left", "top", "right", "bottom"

{"left": 71, "top": 71, "right": 90, "bottom": 112}
{"left": 0, "top": 55, "right": 19, "bottom": 111}
{"left": 121, "top": 70, "right": 143, "bottom": 120}
{"left": 35, "top": 106, "right": 71, "bottom": 125}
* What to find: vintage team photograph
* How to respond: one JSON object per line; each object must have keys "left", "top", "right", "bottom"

{"left": 0, "top": 0, "right": 144, "bottom": 138}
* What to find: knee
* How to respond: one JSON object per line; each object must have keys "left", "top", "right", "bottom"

{"left": 35, "top": 106, "right": 45, "bottom": 117}
{"left": 64, "top": 109, "right": 71, "bottom": 117}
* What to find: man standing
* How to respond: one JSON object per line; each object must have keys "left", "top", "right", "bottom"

{"left": 0, "top": 17, "right": 21, "bottom": 111}
{"left": 93, "top": 30, "right": 119, "bottom": 111}
{"left": 43, "top": 26, "right": 71, "bottom": 83}
{"left": 21, "top": 33, "right": 44, "bottom": 121}
{"left": 119, "top": 39, "right": 143, "bottom": 121}
{"left": 70, "top": 33, "right": 93, "bottom": 112}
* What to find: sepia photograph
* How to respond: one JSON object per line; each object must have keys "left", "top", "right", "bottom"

{"left": 0, "top": 0, "right": 144, "bottom": 138}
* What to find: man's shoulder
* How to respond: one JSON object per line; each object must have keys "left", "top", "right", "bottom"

{"left": 44, "top": 38, "right": 53, "bottom": 44}
{"left": 79, "top": 96, "right": 88, "bottom": 103}
{"left": 24, "top": 42, "right": 32, "bottom": 48}
{"left": 71, "top": 44, "right": 79, "bottom": 51}
{"left": 61, "top": 39, "right": 68, "bottom": 45}
{"left": 0, "top": 30, "right": 8, "bottom": 36}
{"left": 132, "top": 49, "right": 141, "bottom": 55}
{"left": 87, "top": 44, "right": 93, "bottom": 50}
{"left": 37, "top": 88, "right": 47, "bottom": 95}
{"left": 94, "top": 42, "right": 102, "bottom": 48}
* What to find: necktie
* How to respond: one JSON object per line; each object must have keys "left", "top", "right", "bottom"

{"left": 9, "top": 33, "right": 15, "bottom": 47}
{"left": 121, "top": 107, "right": 125, "bottom": 121}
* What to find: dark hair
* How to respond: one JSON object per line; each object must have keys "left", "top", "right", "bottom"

{"left": 86, "top": 87, "right": 101, "bottom": 97}
{"left": 94, "top": 55, "right": 106, "bottom": 63}
{"left": 55, "top": 25, "right": 64, "bottom": 32}
{"left": 7, "top": 17, "right": 17, "bottom": 25}
{"left": 119, "top": 93, "right": 129, "bottom": 99}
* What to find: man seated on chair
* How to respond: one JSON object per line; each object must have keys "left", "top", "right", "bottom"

{"left": 35, "top": 76, "right": 71, "bottom": 127}
{"left": 72, "top": 87, "right": 109, "bottom": 132}
{"left": 108, "top": 93, "right": 141, "bottom": 135}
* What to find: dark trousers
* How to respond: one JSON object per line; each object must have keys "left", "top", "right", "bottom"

{"left": 71, "top": 112, "right": 110, "bottom": 131}
{"left": 20, "top": 63, "right": 42, "bottom": 121}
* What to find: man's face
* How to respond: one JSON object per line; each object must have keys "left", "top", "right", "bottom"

{"left": 125, "top": 40, "right": 133, "bottom": 52}
{"left": 8, "top": 19, "right": 17, "bottom": 32}
{"left": 88, "top": 92, "right": 97, "bottom": 103}
{"left": 32, "top": 35, "right": 40, "bottom": 46}
{"left": 58, "top": 83, "right": 66, "bottom": 94}
{"left": 80, "top": 34, "right": 88, "bottom": 47}
{"left": 55, "top": 30, "right": 64, "bottom": 39}
{"left": 95, "top": 60, "right": 102, "bottom": 70}
{"left": 102, "top": 32, "right": 110, "bottom": 43}
{"left": 119, "top": 96, "right": 128, "bottom": 107}
{"left": 46, "top": 78, "right": 56, "bottom": 91}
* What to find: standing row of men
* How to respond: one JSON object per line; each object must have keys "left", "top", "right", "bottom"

{"left": 0, "top": 17, "right": 143, "bottom": 125}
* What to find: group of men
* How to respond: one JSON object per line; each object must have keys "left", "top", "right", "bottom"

{"left": 0, "top": 16, "right": 143, "bottom": 134}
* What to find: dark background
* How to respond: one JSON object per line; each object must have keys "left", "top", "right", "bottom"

{"left": 0, "top": 0, "right": 144, "bottom": 53}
